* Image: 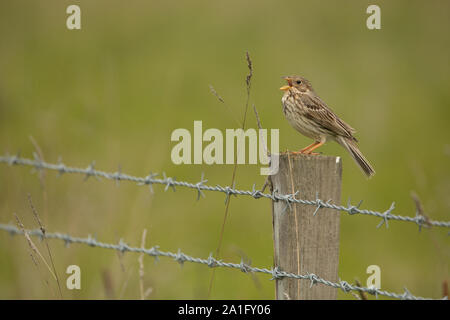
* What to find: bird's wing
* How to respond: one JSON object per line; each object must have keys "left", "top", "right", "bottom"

{"left": 297, "top": 93, "right": 357, "bottom": 141}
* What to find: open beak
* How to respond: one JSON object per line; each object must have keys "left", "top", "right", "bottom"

{"left": 280, "top": 77, "right": 292, "bottom": 91}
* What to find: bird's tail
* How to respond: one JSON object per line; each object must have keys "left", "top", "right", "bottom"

{"left": 337, "top": 137, "right": 375, "bottom": 178}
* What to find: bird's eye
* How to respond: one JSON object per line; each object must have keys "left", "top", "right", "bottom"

{"left": 296, "top": 80, "right": 302, "bottom": 85}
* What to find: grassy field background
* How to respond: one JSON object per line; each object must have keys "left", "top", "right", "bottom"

{"left": 0, "top": 0, "right": 449, "bottom": 299}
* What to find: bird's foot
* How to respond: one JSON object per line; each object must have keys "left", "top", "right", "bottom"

{"left": 290, "top": 150, "right": 321, "bottom": 155}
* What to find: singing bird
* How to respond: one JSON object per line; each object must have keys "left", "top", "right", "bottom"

{"left": 280, "top": 75, "right": 375, "bottom": 177}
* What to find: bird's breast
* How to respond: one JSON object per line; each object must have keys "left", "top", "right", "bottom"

{"left": 281, "top": 93, "right": 324, "bottom": 140}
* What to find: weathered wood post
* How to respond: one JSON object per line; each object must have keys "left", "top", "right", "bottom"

{"left": 270, "top": 154, "right": 342, "bottom": 300}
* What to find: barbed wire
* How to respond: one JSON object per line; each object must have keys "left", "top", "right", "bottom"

{"left": 1, "top": 154, "right": 449, "bottom": 230}
{"left": 0, "top": 223, "right": 442, "bottom": 300}
{"left": 1, "top": 154, "right": 449, "bottom": 231}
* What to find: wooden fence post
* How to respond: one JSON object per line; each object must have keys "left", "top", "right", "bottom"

{"left": 270, "top": 153, "right": 342, "bottom": 300}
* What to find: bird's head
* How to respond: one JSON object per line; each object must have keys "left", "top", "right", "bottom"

{"left": 280, "top": 76, "right": 312, "bottom": 93}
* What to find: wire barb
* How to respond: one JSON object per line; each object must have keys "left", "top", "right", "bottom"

{"left": 114, "top": 164, "right": 122, "bottom": 187}
{"left": 270, "top": 267, "right": 283, "bottom": 281}
{"left": 162, "top": 172, "right": 176, "bottom": 192}
{"left": 377, "top": 202, "right": 396, "bottom": 229}
{"left": 56, "top": 156, "right": 65, "bottom": 177}
{"left": 347, "top": 198, "right": 363, "bottom": 215}
{"left": 84, "top": 161, "right": 100, "bottom": 181}
{"left": 195, "top": 173, "right": 207, "bottom": 201}
{"left": 307, "top": 272, "right": 319, "bottom": 288}
{"left": 339, "top": 280, "right": 353, "bottom": 293}
{"left": 175, "top": 249, "right": 187, "bottom": 266}
{"left": 0, "top": 155, "right": 449, "bottom": 230}
{"left": 138, "top": 172, "right": 158, "bottom": 194}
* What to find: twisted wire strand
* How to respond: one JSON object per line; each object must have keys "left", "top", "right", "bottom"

{"left": 0, "top": 223, "right": 441, "bottom": 300}
{"left": 1, "top": 155, "right": 448, "bottom": 230}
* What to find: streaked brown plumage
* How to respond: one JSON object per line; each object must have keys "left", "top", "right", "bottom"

{"left": 280, "top": 75, "right": 375, "bottom": 178}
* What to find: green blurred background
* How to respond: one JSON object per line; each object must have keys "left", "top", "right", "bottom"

{"left": 0, "top": 0, "right": 449, "bottom": 299}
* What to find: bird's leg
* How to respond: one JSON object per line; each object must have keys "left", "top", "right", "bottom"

{"left": 299, "top": 141, "right": 320, "bottom": 153}
{"left": 301, "top": 141, "right": 319, "bottom": 153}
{"left": 304, "top": 141, "right": 324, "bottom": 155}
{"left": 291, "top": 141, "right": 319, "bottom": 155}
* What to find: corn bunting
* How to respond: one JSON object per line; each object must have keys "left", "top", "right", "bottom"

{"left": 280, "top": 75, "right": 375, "bottom": 177}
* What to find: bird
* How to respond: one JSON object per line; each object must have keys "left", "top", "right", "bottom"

{"left": 280, "top": 75, "right": 375, "bottom": 178}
